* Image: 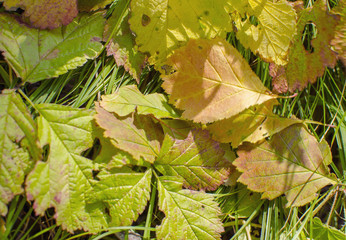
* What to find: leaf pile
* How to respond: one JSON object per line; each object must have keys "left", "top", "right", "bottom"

{"left": 0, "top": 0, "right": 344, "bottom": 239}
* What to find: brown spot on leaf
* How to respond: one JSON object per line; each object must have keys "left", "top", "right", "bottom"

{"left": 45, "top": 49, "right": 60, "bottom": 60}
{"left": 91, "top": 37, "right": 101, "bottom": 42}
{"left": 141, "top": 14, "right": 151, "bottom": 26}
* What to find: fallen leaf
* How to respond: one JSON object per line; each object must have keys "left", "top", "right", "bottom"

{"left": 0, "top": 90, "right": 40, "bottom": 216}
{"left": 3, "top": 0, "right": 78, "bottom": 29}
{"left": 95, "top": 104, "right": 163, "bottom": 163}
{"left": 162, "top": 38, "right": 277, "bottom": 123}
{"left": 155, "top": 129, "right": 232, "bottom": 191}
{"left": 0, "top": 13, "right": 105, "bottom": 83}
{"left": 208, "top": 100, "right": 303, "bottom": 147}
{"left": 234, "top": 124, "right": 337, "bottom": 207}
{"left": 129, "top": 0, "right": 231, "bottom": 64}
{"left": 156, "top": 176, "right": 224, "bottom": 239}
{"left": 100, "top": 85, "right": 179, "bottom": 118}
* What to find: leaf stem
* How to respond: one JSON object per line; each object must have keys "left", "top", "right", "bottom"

{"left": 143, "top": 174, "right": 157, "bottom": 240}
{"left": 326, "top": 186, "right": 339, "bottom": 226}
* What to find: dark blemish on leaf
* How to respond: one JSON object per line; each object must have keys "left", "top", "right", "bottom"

{"left": 204, "top": 10, "right": 209, "bottom": 16}
{"left": 250, "top": 192, "right": 253, "bottom": 196}
{"left": 262, "top": 133, "right": 268, "bottom": 137}
{"left": 201, "top": 205, "right": 205, "bottom": 209}
{"left": 155, "top": 27, "right": 159, "bottom": 31}
{"left": 156, "top": 51, "right": 160, "bottom": 55}
{"left": 161, "top": 65, "right": 176, "bottom": 75}
{"left": 45, "top": 49, "right": 60, "bottom": 60}
{"left": 141, "top": 14, "right": 151, "bottom": 26}
{"left": 91, "top": 37, "right": 101, "bottom": 42}
{"left": 198, "top": 45, "right": 203, "bottom": 50}
{"left": 253, "top": 107, "right": 257, "bottom": 111}
{"left": 92, "top": 170, "right": 100, "bottom": 181}
{"left": 259, "top": 127, "right": 262, "bottom": 130}
{"left": 105, "top": 207, "right": 110, "bottom": 216}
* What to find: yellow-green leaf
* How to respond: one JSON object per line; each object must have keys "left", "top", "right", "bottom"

{"left": 157, "top": 176, "right": 223, "bottom": 239}
{"left": 78, "top": 0, "right": 113, "bottom": 11}
{"left": 231, "top": 0, "right": 297, "bottom": 65}
{"left": 129, "top": 0, "right": 231, "bottom": 64}
{"left": 0, "top": 13, "right": 104, "bottom": 83}
{"left": 207, "top": 100, "right": 303, "bottom": 147}
{"left": 0, "top": 90, "right": 40, "bottom": 216}
{"left": 310, "top": 217, "right": 346, "bottom": 240}
{"left": 104, "top": 0, "right": 147, "bottom": 81}
{"left": 162, "top": 38, "right": 277, "bottom": 123}
{"left": 26, "top": 105, "right": 106, "bottom": 232}
{"left": 88, "top": 169, "right": 152, "bottom": 227}
{"left": 155, "top": 129, "right": 232, "bottom": 191}
{"left": 100, "top": 85, "right": 179, "bottom": 118}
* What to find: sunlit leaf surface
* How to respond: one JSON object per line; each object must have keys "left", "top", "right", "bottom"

{"left": 100, "top": 85, "right": 179, "bottom": 118}
{"left": 0, "top": 13, "right": 104, "bottom": 83}
{"left": 26, "top": 105, "right": 106, "bottom": 232}
{"left": 156, "top": 176, "right": 223, "bottom": 239}
{"left": 0, "top": 90, "right": 40, "bottom": 216}
{"left": 129, "top": 0, "right": 231, "bottom": 64}
{"left": 3, "top": 0, "right": 78, "bottom": 29}
{"left": 155, "top": 129, "right": 232, "bottom": 191}
{"left": 95, "top": 104, "right": 163, "bottom": 163}
{"left": 234, "top": 124, "right": 337, "bottom": 207}
{"left": 208, "top": 100, "right": 302, "bottom": 147}
{"left": 88, "top": 169, "right": 152, "bottom": 226}
{"left": 162, "top": 38, "right": 276, "bottom": 123}
{"left": 230, "top": 0, "right": 296, "bottom": 65}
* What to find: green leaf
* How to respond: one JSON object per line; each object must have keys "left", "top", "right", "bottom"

{"left": 0, "top": 13, "right": 105, "bottom": 83}
{"left": 162, "top": 38, "right": 277, "bottom": 123}
{"left": 95, "top": 104, "right": 163, "bottom": 163}
{"left": 104, "top": 0, "right": 147, "bottom": 81}
{"left": 78, "top": 0, "right": 113, "bottom": 11}
{"left": 207, "top": 100, "right": 303, "bottom": 147}
{"left": 129, "top": 0, "right": 231, "bottom": 64}
{"left": 157, "top": 176, "right": 224, "bottom": 239}
{"left": 230, "top": 0, "right": 297, "bottom": 65}
{"left": 100, "top": 85, "right": 179, "bottom": 118}
{"left": 233, "top": 124, "right": 338, "bottom": 207}
{"left": 26, "top": 104, "right": 106, "bottom": 232}
{"left": 88, "top": 169, "right": 152, "bottom": 227}
{"left": 0, "top": 90, "right": 40, "bottom": 216}
{"left": 93, "top": 127, "right": 148, "bottom": 168}
{"left": 310, "top": 217, "right": 346, "bottom": 240}
{"left": 155, "top": 129, "right": 232, "bottom": 191}
{"left": 3, "top": 0, "right": 78, "bottom": 29}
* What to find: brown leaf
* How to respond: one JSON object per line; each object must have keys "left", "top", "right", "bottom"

{"left": 233, "top": 124, "right": 337, "bottom": 207}
{"left": 3, "top": 0, "right": 78, "bottom": 29}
